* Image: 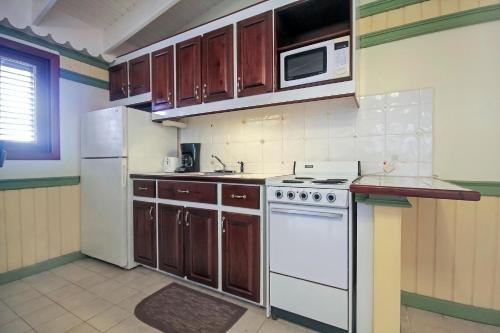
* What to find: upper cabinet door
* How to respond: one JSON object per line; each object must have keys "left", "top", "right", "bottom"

{"left": 176, "top": 36, "right": 202, "bottom": 107}
{"left": 152, "top": 46, "right": 174, "bottom": 111}
{"left": 237, "top": 11, "right": 273, "bottom": 97}
{"left": 109, "top": 62, "right": 128, "bottom": 101}
{"left": 202, "top": 25, "right": 234, "bottom": 103}
{"left": 184, "top": 207, "right": 218, "bottom": 288}
{"left": 128, "top": 54, "right": 150, "bottom": 96}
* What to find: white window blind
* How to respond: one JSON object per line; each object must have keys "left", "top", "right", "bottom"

{"left": 0, "top": 56, "right": 36, "bottom": 142}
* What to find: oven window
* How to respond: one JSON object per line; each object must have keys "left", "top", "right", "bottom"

{"left": 284, "top": 46, "right": 327, "bottom": 81}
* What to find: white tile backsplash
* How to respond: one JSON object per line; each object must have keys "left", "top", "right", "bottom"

{"left": 179, "top": 88, "right": 433, "bottom": 176}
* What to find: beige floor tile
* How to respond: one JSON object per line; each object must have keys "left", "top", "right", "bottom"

{"left": 116, "top": 292, "right": 147, "bottom": 313}
{"left": 70, "top": 297, "right": 113, "bottom": 321}
{"left": 258, "top": 318, "right": 309, "bottom": 333}
{"left": 21, "top": 302, "right": 68, "bottom": 327}
{"left": 88, "top": 280, "right": 122, "bottom": 296}
{"left": 0, "top": 281, "right": 32, "bottom": 300}
{"left": 229, "top": 309, "right": 267, "bottom": 333}
{"left": 113, "top": 269, "right": 151, "bottom": 285}
{"left": 46, "top": 284, "right": 85, "bottom": 302}
{"left": 100, "top": 286, "right": 140, "bottom": 304}
{"left": 35, "top": 312, "right": 82, "bottom": 333}
{"left": 23, "top": 273, "right": 71, "bottom": 294}
{"left": 0, "top": 307, "right": 18, "bottom": 326}
{"left": 66, "top": 322, "right": 101, "bottom": 333}
{"left": 9, "top": 295, "right": 54, "bottom": 316}
{"left": 106, "top": 316, "right": 161, "bottom": 333}
{"left": 57, "top": 290, "right": 98, "bottom": 310}
{"left": 2, "top": 288, "right": 42, "bottom": 307}
{"left": 51, "top": 263, "right": 95, "bottom": 283}
{"left": 87, "top": 305, "right": 130, "bottom": 332}
{"left": 0, "top": 317, "right": 32, "bottom": 333}
{"left": 73, "top": 272, "right": 108, "bottom": 290}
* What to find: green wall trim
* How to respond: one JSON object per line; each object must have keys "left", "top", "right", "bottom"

{"left": 402, "top": 291, "right": 500, "bottom": 327}
{"left": 355, "top": 193, "right": 412, "bottom": 208}
{"left": 360, "top": 4, "right": 500, "bottom": 48}
{"left": 359, "top": 0, "right": 427, "bottom": 18}
{"left": 0, "top": 252, "right": 86, "bottom": 285}
{"left": 60, "top": 69, "right": 109, "bottom": 90}
{"left": 0, "top": 176, "right": 80, "bottom": 190}
{"left": 0, "top": 25, "right": 109, "bottom": 69}
{"left": 448, "top": 180, "right": 500, "bottom": 197}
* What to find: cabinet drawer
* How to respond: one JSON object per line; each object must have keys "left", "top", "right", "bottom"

{"left": 222, "top": 184, "right": 260, "bottom": 209}
{"left": 158, "top": 181, "right": 217, "bottom": 204}
{"left": 133, "top": 180, "right": 156, "bottom": 197}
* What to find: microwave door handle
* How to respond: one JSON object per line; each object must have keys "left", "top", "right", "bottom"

{"left": 271, "top": 208, "right": 343, "bottom": 220}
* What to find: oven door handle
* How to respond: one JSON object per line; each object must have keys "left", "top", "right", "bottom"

{"left": 271, "top": 208, "right": 343, "bottom": 220}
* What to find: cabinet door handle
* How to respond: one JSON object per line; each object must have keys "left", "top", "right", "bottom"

{"left": 148, "top": 206, "right": 154, "bottom": 221}
{"left": 138, "top": 186, "right": 148, "bottom": 191}
{"left": 231, "top": 194, "right": 247, "bottom": 199}
{"left": 176, "top": 210, "right": 182, "bottom": 225}
{"left": 194, "top": 85, "right": 199, "bottom": 100}
{"left": 167, "top": 91, "right": 172, "bottom": 103}
{"left": 202, "top": 83, "right": 207, "bottom": 100}
{"left": 237, "top": 77, "right": 241, "bottom": 93}
{"left": 177, "top": 189, "right": 190, "bottom": 194}
{"left": 185, "top": 211, "right": 190, "bottom": 226}
{"left": 121, "top": 84, "right": 126, "bottom": 96}
{"left": 222, "top": 215, "right": 226, "bottom": 233}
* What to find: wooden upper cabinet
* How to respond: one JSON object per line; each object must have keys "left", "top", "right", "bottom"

{"left": 109, "top": 62, "right": 128, "bottom": 101}
{"left": 176, "top": 36, "right": 202, "bottom": 107}
{"left": 152, "top": 46, "right": 174, "bottom": 111}
{"left": 184, "top": 207, "right": 218, "bottom": 288}
{"left": 237, "top": 11, "right": 273, "bottom": 97}
{"left": 158, "top": 204, "right": 184, "bottom": 277}
{"left": 222, "top": 212, "right": 260, "bottom": 302}
{"left": 128, "top": 54, "right": 150, "bottom": 96}
{"left": 202, "top": 25, "right": 234, "bottom": 103}
{"left": 133, "top": 201, "right": 157, "bottom": 268}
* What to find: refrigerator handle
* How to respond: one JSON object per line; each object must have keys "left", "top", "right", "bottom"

{"left": 122, "top": 160, "right": 127, "bottom": 188}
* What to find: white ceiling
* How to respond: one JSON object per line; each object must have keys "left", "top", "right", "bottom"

{"left": 51, "top": 0, "right": 141, "bottom": 30}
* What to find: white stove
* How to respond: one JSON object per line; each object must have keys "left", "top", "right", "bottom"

{"left": 266, "top": 161, "right": 359, "bottom": 332}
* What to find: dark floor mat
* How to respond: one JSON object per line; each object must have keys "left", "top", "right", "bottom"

{"left": 134, "top": 283, "right": 247, "bottom": 333}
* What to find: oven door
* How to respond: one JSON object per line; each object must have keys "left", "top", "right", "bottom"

{"left": 279, "top": 39, "right": 334, "bottom": 89}
{"left": 269, "top": 202, "right": 348, "bottom": 289}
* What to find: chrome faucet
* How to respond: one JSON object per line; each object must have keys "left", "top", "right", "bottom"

{"left": 211, "top": 155, "right": 227, "bottom": 171}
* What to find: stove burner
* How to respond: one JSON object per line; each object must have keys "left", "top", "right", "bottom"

{"left": 294, "top": 177, "right": 314, "bottom": 180}
{"left": 282, "top": 180, "right": 304, "bottom": 184}
{"left": 312, "top": 179, "right": 348, "bottom": 185}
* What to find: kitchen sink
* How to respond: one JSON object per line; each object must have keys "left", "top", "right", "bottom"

{"left": 202, "top": 171, "right": 236, "bottom": 176}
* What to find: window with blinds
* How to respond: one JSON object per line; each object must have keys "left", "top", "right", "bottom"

{"left": 0, "top": 56, "right": 36, "bottom": 142}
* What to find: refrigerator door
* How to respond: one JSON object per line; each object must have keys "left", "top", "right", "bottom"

{"left": 81, "top": 157, "right": 128, "bottom": 267}
{"left": 81, "top": 107, "right": 127, "bottom": 158}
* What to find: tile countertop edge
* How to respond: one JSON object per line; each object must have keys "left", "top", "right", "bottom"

{"left": 129, "top": 173, "right": 271, "bottom": 185}
{"left": 350, "top": 176, "right": 481, "bottom": 201}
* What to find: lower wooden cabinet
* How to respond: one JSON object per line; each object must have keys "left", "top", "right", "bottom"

{"left": 222, "top": 212, "right": 260, "bottom": 302}
{"left": 156, "top": 204, "right": 218, "bottom": 288}
{"left": 133, "top": 201, "right": 157, "bottom": 268}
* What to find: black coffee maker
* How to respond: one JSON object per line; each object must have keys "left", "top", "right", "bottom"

{"left": 175, "top": 143, "right": 201, "bottom": 173}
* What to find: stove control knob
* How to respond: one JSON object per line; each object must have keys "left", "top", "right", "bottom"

{"left": 287, "top": 191, "right": 295, "bottom": 200}
{"left": 299, "top": 191, "right": 308, "bottom": 200}
{"left": 327, "top": 193, "right": 337, "bottom": 203}
{"left": 312, "top": 192, "right": 322, "bottom": 201}
{"left": 275, "top": 190, "right": 283, "bottom": 199}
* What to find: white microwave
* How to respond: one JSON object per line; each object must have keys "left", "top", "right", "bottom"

{"left": 279, "top": 36, "right": 350, "bottom": 89}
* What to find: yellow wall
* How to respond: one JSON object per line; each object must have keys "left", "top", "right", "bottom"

{"left": 0, "top": 186, "right": 80, "bottom": 273}
{"left": 359, "top": 20, "right": 500, "bottom": 181}
{"left": 401, "top": 196, "right": 500, "bottom": 310}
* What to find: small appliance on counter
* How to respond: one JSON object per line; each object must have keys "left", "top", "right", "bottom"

{"left": 175, "top": 143, "right": 201, "bottom": 173}
{"left": 163, "top": 156, "right": 179, "bottom": 173}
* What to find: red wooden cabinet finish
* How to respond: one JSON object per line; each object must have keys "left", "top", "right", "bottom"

{"left": 152, "top": 46, "right": 174, "bottom": 111}
{"left": 158, "top": 204, "right": 184, "bottom": 276}
{"left": 109, "top": 62, "right": 128, "bottom": 101}
{"left": 202, "top": 24, "right": 234, "bottom": 103}
{"left": 222, "top": 212, "right": 260, "bottom": 302}
{"left": 158, "top": 181, "right": 217, "bottom": 204}
{"left": 184, "top": 207, "right": 218, "bottom": 288}
{"left": 221, "top": 184, "right": 260, "bottom": 209}
{"left": 176, "top": 36, "right": 202, "bottom": 107}
{"left": 133, "top": 201, "right": 157, "bottom": 268}
{"left": 128, "top": 54, "right": 150, "bottom": 96}
{"left": 237, "top": 11, "right": 273, "bottom": 97}
{"left": 133, "top": 180, "right": 156, "bottom": 198}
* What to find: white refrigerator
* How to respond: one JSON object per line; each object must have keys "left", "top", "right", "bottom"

{"left": 81, "top": 106, "right": 176, "bottom": 267}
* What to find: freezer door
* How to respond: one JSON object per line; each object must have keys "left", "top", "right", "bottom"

{"left": 81, "top": 158, "right": 128, "bottom": 267}
{"left": 81, "top": 107, "right": 127, "bottom": 158}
